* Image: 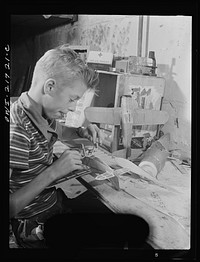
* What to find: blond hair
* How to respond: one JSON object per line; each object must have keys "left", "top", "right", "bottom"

{"left": 32, "top": 45, "right": 99, "bottom": 90}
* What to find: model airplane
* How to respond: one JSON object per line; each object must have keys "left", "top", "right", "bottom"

{"left": 85, "top": 95, "right": 169, "bottom": 158}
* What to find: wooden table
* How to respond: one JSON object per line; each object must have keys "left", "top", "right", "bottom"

{"left": 53, "top": 140, "right": 191, "bottom": 250}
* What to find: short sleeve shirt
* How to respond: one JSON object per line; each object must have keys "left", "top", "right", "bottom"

{"left": 10, "top": 92, "right": 60, "bottom": 219}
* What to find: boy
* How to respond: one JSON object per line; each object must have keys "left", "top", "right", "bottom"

{"left": 10, "top": 45, "right": 102, "bottom": 248}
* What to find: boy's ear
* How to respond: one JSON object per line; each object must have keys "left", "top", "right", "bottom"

{"left": 43, "top": 78, "right": 56, "bottom": 95}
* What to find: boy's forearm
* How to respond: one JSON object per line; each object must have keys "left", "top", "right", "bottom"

{"left": 9, "top": 167, "right": 55, "bottom": 219}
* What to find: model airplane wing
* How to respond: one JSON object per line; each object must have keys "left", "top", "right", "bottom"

{"left": 84, "top": 107, "right": 169, "bottom": 126}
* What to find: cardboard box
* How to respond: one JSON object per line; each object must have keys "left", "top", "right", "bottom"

{"left": 87, "top": 51, "right": 113, "bottom": 71}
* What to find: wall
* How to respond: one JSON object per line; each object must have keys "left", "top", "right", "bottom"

{"left": 146, "top": 16, "right": 191, "bottom": 152}
{"left": 77, "top": 15, "right": 138, "bottom": 56}
{"left": 34, "top": 15, "right": 139, "bottom": 59}
{"left": 34, "top": 15, "right": 191, "bottom": 152}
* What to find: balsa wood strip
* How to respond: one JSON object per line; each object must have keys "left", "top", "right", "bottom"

{"left": 84, "top": 107, "right": 169, "bottom": 125}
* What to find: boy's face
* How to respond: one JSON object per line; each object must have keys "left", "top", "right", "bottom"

{"left": 43, "top": 79, "right": 87, "bottom": 120}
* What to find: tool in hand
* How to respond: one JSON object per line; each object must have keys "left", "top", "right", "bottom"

{"left": 62, "top": 139, "right": 120, "bottom": 190}
{"left": 82, "top": 147, "right": 120, "bottom": 191}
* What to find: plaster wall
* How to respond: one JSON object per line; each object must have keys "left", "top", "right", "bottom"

{"left": 35, "top": 15, "right": 139, "bottom": 58}
{"left": 147, "top": 16, "right": 191, "bottom": 150}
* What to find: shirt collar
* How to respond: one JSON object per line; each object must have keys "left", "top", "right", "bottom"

{"left": 18, "top": 92, "right": 57, "bottom": 141}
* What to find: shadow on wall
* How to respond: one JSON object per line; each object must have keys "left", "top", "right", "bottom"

{"left": 157, "top": 58, "right": 191, "bottom": 150}
{"left": 11, "top": 38, "right": 36, "bottom": 97}
{"left": 158, "top": 58, "right": 186, "bottom": 105}
{"left": 35, "top": 23, "right": 78, "bottom": 61}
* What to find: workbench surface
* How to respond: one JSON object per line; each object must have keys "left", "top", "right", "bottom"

{"left": 53, "top": 141, "right": 191, "bottom": 250}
